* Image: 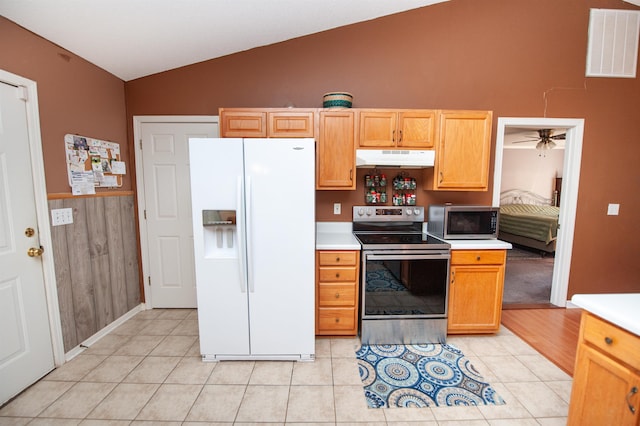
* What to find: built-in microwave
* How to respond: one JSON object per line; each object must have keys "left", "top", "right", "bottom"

{"left": 427, "top": 205, "right": 499, "bottom": 240}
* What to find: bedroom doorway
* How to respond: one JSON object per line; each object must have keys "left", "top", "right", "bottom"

{"left": 492, "top": 117, "right": 584, "bottom": 308}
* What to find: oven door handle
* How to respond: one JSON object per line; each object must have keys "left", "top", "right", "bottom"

{"left": 366, "top": 254, "right": 450, "bottom": 261}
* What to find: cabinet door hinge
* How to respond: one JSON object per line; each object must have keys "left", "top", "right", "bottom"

{"left": 139, "top": 139, "right": 142, "bottom": 150}
{"left": 148, "top": 276, "right": 151, "bottom": 286}
{"left": 144, "top": 209, "right": 147, "bottom": 219}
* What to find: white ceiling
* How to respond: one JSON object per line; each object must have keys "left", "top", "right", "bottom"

{"left": 504, "top": 127, "right": 567, "bottom": 150}
{"left": 0, "top": 0, "right": 448, "bottom": 81}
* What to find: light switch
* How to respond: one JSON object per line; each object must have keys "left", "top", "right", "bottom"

{"left": 333, "top": 203, "right": 341, "bottom": 215}
{"left": 51, "top": 208, "right": 73, "bottom": 226}
{"left": 607, "top": 203, "right": 620, "bottom": 216}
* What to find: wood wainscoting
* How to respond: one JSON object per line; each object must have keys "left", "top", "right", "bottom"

{"left": 48, "top": 193, "right": 140, "bottom": 352}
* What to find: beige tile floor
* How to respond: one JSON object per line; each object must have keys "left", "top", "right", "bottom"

{"left": 0, "top": 309, "right": 571, "bottom": 425}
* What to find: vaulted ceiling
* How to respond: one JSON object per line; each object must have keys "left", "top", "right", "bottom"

{"left": 0, "top": 0, "right": 449, "bottom": 81}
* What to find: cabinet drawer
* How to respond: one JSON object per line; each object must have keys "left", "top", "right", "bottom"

{"left": 318, "top": 251, "right": 357, "bottom": 266}
{"left": 582, "top": 312, "right": 640, "bottom": 371}
{"left": 317, "top": 308, "right": 356, "bottom": 331}
{"left": 451, "top": 250, "right": 505, "bottom": 266}
{"left": 318, "top": 283, "right": 356, "bottom": 306}
{"left": 318, "top": 267, "right": 357, "bottom": 282}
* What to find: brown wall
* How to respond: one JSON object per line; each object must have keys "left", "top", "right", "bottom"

{"left": 3, "top": 0, "right": 640, "bottom": 304}
{"left": 125, "top": 0, "right": 640, "bottom": 299}
{"left": 0, "top": 16, "right": 130, "bottom": 193}
{"left": 1, "top": 17, "right": 138, "bottom": 350}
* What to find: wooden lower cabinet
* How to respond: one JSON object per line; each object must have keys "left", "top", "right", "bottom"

{"left": 447, "top": 249, "right": 506, "bottom": 334}
{"left": 568, "top": 312, "right": 640, "bottom": 425}
{"left": 315, "top": 250, "right": 360, "bottom": 336}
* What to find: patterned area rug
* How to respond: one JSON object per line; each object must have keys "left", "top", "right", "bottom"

{"left": 356, "top": 343, "right": 505, "bottom": 408}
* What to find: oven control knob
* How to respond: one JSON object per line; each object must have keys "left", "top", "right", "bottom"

{"left": 406, "top": 208, "right": 412, "bottom": 215}
{"left": 366, "top": 208, "right": 373, "bottom": 216}
{"left": 414, "top": 208, "right": 421, "bottom": 216}
{"left": 357, "top": 208, "right": 364, "bottom": 216}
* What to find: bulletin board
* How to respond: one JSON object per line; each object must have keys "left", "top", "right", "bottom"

{"left": 65, "top": 134, "right": 126, "bottom": 195}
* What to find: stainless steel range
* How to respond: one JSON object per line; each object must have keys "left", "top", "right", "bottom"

{"left": 353, "top": 206, "right": 451, "bottom": 344}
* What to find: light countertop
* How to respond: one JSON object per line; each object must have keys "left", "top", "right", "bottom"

{"left": 316, "top": 222, "right": 360, "bottom": 250}
{"left": 446, "top": 239, "right": 512, "bottom": 250}
{"left": 316, "top": 222, "right": 513, "bottom": 251}
{"left": 571, "top": 293, "right": 640, "bottom": 336}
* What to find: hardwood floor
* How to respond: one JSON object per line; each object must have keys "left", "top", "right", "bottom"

{"left": 501, "top": 307, "right": 582, "bottom": 376}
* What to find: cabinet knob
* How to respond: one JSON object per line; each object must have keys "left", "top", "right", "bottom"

{"left": 335, "top": 293, "right": 340, "bottom": 298}
{"left": 335, "top": 318, "right": 340, "bottom": 323}
{"left": 335, "top": 273, "right": 340, "bottom": 278}
{"left": 604, "top": 336, "right": 613, "bottom": 345}
{"left": 476, "top": 256, "right": 481, "bottom": 261}
{"left": 336, "top": 257, "right": 340, "bottom": 262}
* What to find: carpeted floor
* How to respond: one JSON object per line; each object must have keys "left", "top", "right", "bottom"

{"left": 503, "top": 246, "right": 554, "bottom": 305}
{"left": 356, "top": 343, "right": 504, "bottom": 409}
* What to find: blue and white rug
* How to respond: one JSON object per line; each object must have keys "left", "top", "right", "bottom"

{"left": 356, "top": 343, "right": 505, "bottom": 408}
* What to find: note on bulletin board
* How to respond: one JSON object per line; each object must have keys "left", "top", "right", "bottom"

{"left": 65, "top": 134, "right": 126, "bottom": 195}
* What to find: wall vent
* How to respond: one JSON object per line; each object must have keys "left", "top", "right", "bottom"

{"left": 586, "top": 9, "right": 640, "bottom": 78}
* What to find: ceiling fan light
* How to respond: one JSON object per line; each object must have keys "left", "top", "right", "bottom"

{"left": 548, "top": 140, "right": 556, "bottom": 149}
{"left": 536, "top": 141, "right": 545, "bottom": 150}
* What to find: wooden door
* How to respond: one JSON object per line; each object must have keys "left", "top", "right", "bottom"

{"left": 268, "top": 111, "right": 315, "bottom": 137}
{"left": 447, "top": 264, "right": 504, "bottom": 333}
{"left": 220, "top": 110, "right": 266, "bottom": 137}
{"left": 397, "top": 110, "right": 436, "bottom": 148}
{"left": 433, "top": 111, "right": 492, "bottom": 190}
{"left": 139, "top": 120, "right": 218, "bottom": 307}
{"left": 358, "top": 110, "right": 396, "bottom": 147}
{"left": 317, "top": 110, "right": 356, "bottom": 189}
{"left": 568, "top": 344, "right": 640, "bottom": 425}
{"left": 0, "top": 80, "right": 54, "bottom": 404}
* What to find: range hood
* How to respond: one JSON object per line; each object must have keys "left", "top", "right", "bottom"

{"left": 356, "top": 149, "right": 435, "bottom": 168}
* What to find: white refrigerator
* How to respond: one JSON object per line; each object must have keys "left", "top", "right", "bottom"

{"left": 189, "top": 137, "right": 315, "bottom": 360}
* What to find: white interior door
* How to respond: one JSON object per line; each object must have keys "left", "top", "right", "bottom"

{"left": 137, "top": 119, "right": 219, "bottom": 308}
{"left": 0, "top": 80, "right": 54, "bottom": 404}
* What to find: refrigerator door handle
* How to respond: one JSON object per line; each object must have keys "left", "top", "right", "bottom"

{"left": 246, "top": 175, "right": 255, "bottom": 293}
{"left": 236, "top": 176, "right": 247, "bottom": 293}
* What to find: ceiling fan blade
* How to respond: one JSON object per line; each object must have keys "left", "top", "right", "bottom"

{"left": 549, "top": 133, "right": 566, "bottom": 140}
{"left": 512, "top": 138, "right": 541, "bottom": 143}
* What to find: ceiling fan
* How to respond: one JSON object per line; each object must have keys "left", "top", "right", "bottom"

{"left": 512, "top": 129, "right": 566, "bottom": 155}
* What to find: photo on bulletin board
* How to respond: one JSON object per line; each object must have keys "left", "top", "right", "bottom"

{"left": 65, "top": 134, "right": 126, "bottom": 195}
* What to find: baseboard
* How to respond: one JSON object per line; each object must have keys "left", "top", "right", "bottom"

{"left": 64, "top": 303, "right": 146, "bottom": 362}
{"left": 565, "top": 300, "right": 580, "bottom": 309}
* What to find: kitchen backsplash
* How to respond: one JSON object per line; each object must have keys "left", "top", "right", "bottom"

{"left": 315, "top": 168, "right": 491, "bottom": 222}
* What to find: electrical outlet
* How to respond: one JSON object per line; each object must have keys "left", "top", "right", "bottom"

{"left": 607, "top": 203, "right": 620, "bottom": 216}
{"left": 51, "top": 208, "right": 73, "bottom": 226}
{"left": 333, "top": 203, "right": 341, "bottom": 215}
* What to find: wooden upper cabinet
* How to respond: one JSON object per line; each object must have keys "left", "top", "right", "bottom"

{"left": 220, "top": 109, "right": 267, "bottom": 138}
{"left": 268, "top": 111, "right": 315, "bottom": 138}
{"left": 316, "top": 110, "right": 356, "bottom": 190}
{"left": 358, "top": 109, "right": 436, "bottom": 148}
{"left": 219, "top": 108, "right": 315, "bottom": 138}
{"left": 426, "top": 110, "right": 493, "bottom": 191}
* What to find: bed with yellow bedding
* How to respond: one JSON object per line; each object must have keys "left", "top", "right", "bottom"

{"left": 499, "top": 190, "right": 559, "bottom": 253}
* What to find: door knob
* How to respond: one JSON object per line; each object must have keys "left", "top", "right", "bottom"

{"left": 27, "top": 246, "right": 44, "bottom": 257}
